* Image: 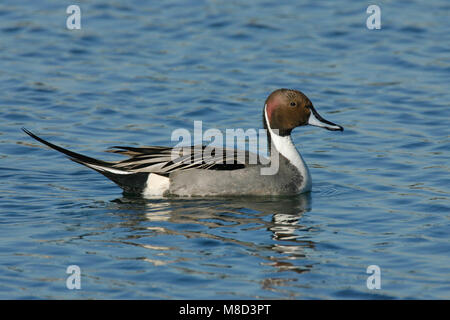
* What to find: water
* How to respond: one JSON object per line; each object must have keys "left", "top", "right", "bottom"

{"left": 0, "top": 0, "right": 449, "bottom": 299}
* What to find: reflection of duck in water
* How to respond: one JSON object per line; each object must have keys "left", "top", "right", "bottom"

{"left": 112, "top": 193, "right": 314, "bottom": 275}
{"left": 261, "top": 194, "right": 316, "bottom": 274}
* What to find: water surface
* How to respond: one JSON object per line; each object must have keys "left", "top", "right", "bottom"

{"left": 0, "top": 0, "right": 449, "bottom": 299}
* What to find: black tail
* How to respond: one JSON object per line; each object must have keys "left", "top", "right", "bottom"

{"left": 22, "top": 128, "right": 149, "bottom": 194}
{"left": 22, "top": 128, "right": 111, "bottom": 167}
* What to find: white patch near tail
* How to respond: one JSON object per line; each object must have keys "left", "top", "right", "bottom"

{"left": 142, "top": 173, "right": 170, "bottom": 197}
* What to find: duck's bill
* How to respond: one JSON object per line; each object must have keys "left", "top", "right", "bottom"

{"left": 308, "top": 106, "right": 343, "bottom": 131}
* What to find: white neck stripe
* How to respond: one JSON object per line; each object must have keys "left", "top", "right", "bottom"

{"left": 264, "top": 104, "right": 311, "bottom": 192}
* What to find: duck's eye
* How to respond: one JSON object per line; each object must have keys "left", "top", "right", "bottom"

{"left": 290, "top": 102, "right": 296, "bottom": 107}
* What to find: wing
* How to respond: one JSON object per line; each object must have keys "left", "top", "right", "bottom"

{"left": 22, "top": 127, "right": 265, "bottom": 178}
{"left": 108, "top": 145, "right": 264, "bottom": 174}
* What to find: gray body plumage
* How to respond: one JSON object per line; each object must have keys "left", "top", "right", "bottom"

{"left": 168, "top": 154, "right": 302, "bottom": 196}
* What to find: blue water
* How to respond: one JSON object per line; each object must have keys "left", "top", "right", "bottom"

{"left": 1, "top": 0, "right": 449, "bottom": 299}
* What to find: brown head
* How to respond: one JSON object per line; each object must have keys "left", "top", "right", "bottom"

{"left": 263, "top": 88, "right": 343, "bottom": 136}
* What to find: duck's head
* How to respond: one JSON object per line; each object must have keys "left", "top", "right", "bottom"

{"left": 263, "top": 88, "right": 343, "bottom": 135}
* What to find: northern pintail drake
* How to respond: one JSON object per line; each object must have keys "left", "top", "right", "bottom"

{"left": 23, "top": 89, "right": 343, "bottom": 197}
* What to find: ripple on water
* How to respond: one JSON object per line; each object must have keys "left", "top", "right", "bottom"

{"left": 0, "top": 0, "right": 449, "bottom": 299}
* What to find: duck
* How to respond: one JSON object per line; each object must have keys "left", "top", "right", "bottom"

{"left": 23, "top": 88, "right": 343, "bottom": 197}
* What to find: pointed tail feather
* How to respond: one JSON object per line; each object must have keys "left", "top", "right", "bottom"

{"left": 22, "top": 128, "right": 150, "bottom": 194}
{"left": 22, "top": 128, "right": 111, "bottom": 167}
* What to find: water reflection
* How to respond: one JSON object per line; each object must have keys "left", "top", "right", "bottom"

{"left": 110, "top": 193, "right": 315, "bottom": 290}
